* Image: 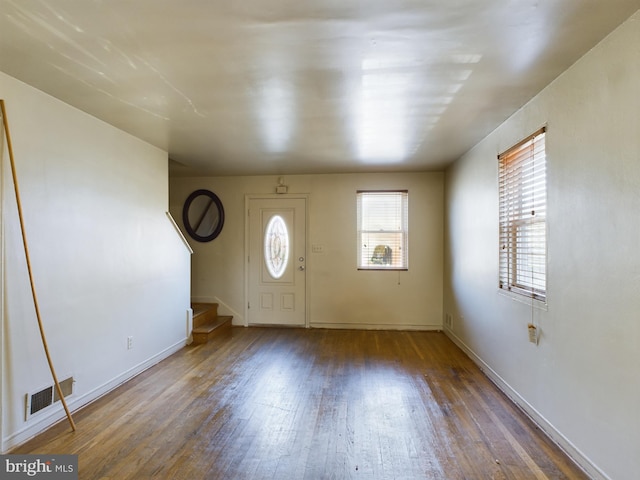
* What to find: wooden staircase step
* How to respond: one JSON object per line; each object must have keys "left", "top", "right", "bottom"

{"left": 192, "top": 302, "right": 219, "bottom": 328}
{"left": 191, "top": 302, "right": 232, "bottom": 344}
{"left": 192, "top": 316, "right": 232, "bottom": 344}
{"left": 192, "top": 302, "right": 217, "bottom": 317}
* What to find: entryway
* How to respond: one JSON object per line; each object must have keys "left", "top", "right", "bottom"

{"left": 246, "top": 196, "right": 307, "bottom": 326}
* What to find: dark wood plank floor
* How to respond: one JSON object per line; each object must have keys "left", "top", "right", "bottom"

{"left": 12, "top": 328, "right": 588, "bottom": 479}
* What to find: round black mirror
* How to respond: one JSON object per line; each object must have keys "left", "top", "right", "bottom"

{"left": 182, "top": 189, "right": 225, "bottom": 242}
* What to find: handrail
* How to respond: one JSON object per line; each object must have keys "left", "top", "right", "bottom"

{"left": 166, "top": 211, "right": 193, "bottom": 254}
{"left": 1, "top": 99, "right": 76, "bottom": 432}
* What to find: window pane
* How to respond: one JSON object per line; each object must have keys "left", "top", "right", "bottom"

{"left": 357, "top": 191, "right": 408, "bottom": 270}
{"left": 498, "top": 129, "right": 546, "bottom": 301}
{"left": 361, "top": 194, "right": 404, "bottom": 231}
{"left": 264, "top": 215, "right": 289, "bottom": 279}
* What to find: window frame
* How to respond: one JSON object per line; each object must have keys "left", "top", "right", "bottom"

{"left": 498, "top": 127, "right": 547, "bottom": 303}
{"left": 356, "top": 190, "right": 409, "bottom": 271}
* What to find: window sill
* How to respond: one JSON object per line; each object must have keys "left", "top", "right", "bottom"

{"left": 497, "top": 288, "right": 548, "bottom": 311}
{"left": 358, "top": 268, "right": 408, "bottom": 271}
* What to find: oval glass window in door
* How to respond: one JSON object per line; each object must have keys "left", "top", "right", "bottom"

{"left": 264, "top": 215, "right": 289, "bottom": 279}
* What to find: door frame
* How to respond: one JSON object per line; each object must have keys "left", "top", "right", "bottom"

{"left": 1, "top": 128, "right": 5, "bottom": 453}
{"left": 244, "top": 194, "right": 309, "bottom": 328}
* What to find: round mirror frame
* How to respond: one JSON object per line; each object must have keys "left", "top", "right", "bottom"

{"left": 182, "top": 189, "right": 225, "bottom": 242}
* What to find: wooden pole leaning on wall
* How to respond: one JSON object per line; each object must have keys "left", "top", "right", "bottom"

{"left": 0, "top": 99, "right": 76, "bottom": 432}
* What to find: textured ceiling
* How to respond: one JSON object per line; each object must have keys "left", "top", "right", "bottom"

{"left": 1, "top": 1, "right": 639, "bottom": 176}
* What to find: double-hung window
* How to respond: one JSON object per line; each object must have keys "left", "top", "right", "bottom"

{"left": 357, "top": 190, "right": 408, "bottom": 270}
{"left": 498, "top": 128, "right": 547, "bottom": 302}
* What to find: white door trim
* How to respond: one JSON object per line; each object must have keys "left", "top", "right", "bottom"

{"left": 1, "top": 121, "right": 6, "bottom": 452}
{"left": 244, "top": 194, "right": 309, "bottom": 328}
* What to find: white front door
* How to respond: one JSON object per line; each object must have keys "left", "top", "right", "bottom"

{"left": 247, "top": 197, "right": 306, "bottom": 326}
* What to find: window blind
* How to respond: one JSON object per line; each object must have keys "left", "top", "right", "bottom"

{"left": 357, "top": 190, "right": 408, "bottom": 270}
{"left": 498, "top": 128, "right": 546, "bottom": 301}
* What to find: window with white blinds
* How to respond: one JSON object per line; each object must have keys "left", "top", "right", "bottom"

{"left": 357, "top": 190, "right": 408, "bottom": 270}
{"left": 498, "top": 127, "right": 547, "bottom": 302}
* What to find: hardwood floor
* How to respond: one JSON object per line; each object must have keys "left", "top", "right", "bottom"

{"left": 12, "top": 328, "right": 588, "bottom": 479}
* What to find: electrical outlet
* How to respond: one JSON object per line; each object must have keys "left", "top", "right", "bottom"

{"left": 127, "top": 336, "right": 133, "bottom": 349}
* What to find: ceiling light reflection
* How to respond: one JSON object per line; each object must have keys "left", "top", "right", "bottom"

{"left": 356, "top": 72, "right": 410, "bottom": 163}
{"left": 361, "top": 56, "right": 423, "bottom": 71}
{"left": 354, "top": 52, "right": 481, "bottom": 164}
{"left": 257, "top": 77, "right": 295, "bottom": 154}
{"left": 451, "top": 53, "right": 482, "bottom": 64}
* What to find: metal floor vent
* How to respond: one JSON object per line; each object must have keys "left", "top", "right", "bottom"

{"left": 26, "top": 377, "right": 74, "bottom": 420}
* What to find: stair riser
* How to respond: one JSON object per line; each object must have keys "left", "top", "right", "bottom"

{"left": 192, "top": 322, "right": 232, "bottom": 345}
{"left": 192, "top": 303, "right": 219, "bottom": 329}
{"left": 193, "top": 311, "right": 217, "bottom": 329}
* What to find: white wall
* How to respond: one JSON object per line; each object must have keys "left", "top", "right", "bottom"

{"left": 444, "top": 11, "right": 639, "bottom": 480}
{"left": 1, "top": 72, "right": 191, "bottom": 450}
{"left": 170, "top": 172, "right": 443, "bottom": 329}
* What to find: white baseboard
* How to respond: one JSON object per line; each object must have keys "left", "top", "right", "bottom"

{"left": 191, "top": 296, "right": 218, "bottom": 305}
{"left": 191, "top": 296, "right": 244, "bottom": 325}
{"left": 212, "top": 296, "right": 244, "bottom": 325}
{"left": 444, "top": 327, "right": 608, "bottom": 480}
{"left": 2, "top": 338, "right": 186, "bottom": 452}
{"left": 310, "top": 322, "right": 442, "bottom": 331}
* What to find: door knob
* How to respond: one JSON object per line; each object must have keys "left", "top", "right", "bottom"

{"left": 298, "top": 265, "right": 305, "bottom": 271}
